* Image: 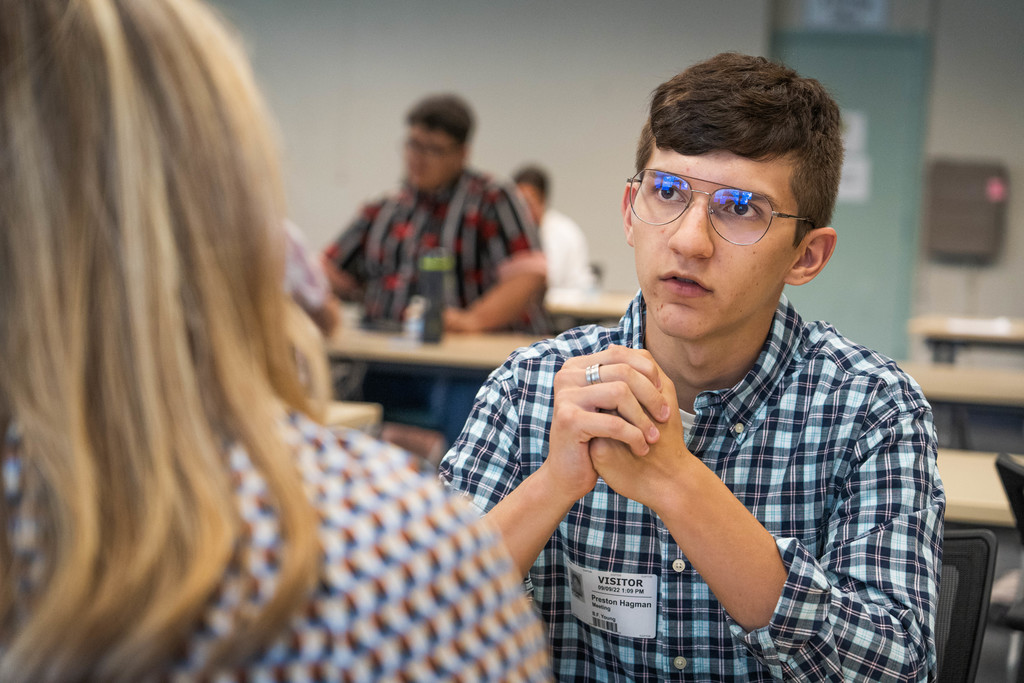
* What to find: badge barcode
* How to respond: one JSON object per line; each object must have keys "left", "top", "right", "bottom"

{"left": 592, "top": 617, "right": 618, "bottom": 633}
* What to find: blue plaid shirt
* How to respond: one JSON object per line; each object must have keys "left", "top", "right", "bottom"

{"left": 440, "top": 293, "right": 944, "bottom": 681}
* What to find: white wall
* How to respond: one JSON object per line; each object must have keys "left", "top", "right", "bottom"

{"left": 211, "top": 0, "right": 1023, "bottom": 361}
{"left": 915, "top": 0, "right": 1024, "bottom": 326}
{"left": 211, "top": 0, "right": 770, "bottom": 293}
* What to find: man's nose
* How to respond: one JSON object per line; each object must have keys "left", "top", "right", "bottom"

{"left": 666, "top": 191, "right": 715, "bottom": 258}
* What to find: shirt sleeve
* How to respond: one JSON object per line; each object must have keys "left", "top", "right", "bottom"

{"left": 283, "top": 220, "right": 329, "bottom": 312}
{"left": 543, "top": 210, "right": 595, "bottom": 292}
{"left": 478, "top": 182, "right": 545, "bottom": 269}
{"left": 730, "top": 384, "right": 944, "bottom": 682}
{"left": 438, "top": 369, "right": 527, "bottom": 515}
{"left": 323, "top": 202, "right": 380, "bottom": 282}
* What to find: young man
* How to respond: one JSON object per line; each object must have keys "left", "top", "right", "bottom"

{"left": 440, "top": 53, "right": 944, "bottom": 681}
{"left": 322, "top": 94, "right": 549, "bottom": 447}
{"left": 323, "top": 94, "right": 548, "bottom": 334}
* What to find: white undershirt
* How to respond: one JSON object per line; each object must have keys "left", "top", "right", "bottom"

{"left": 679, "top": 408, "right": 696, "bottom": 442}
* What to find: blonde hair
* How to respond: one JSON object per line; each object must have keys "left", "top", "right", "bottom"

{"left": 0, "top": 0, "right": 320, "bottom": 679}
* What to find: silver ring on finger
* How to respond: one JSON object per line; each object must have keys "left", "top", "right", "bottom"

{"left": 585, "top": 363, "right": 603, "bottom": 385}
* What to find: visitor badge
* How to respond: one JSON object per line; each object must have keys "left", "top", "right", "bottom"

{"left": 567, "top": 558, "right": 657, "bottom": 638}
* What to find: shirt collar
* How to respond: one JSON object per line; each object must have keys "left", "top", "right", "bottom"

{"left": 620, "top": 289, "right": 646, "bottom": 350}
{"left": 620, "top": 290, "right": 802, "bottom": 431}
{"left": 694, "top": 293, "right": 803, "bottom": 429}
{"left": 403, "top": 169, "right": 468, "bottom": 204}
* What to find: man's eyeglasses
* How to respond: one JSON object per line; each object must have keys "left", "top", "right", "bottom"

{"left": 404, "top": 137, "right": 460, "bottom": 159}
{"left": 626, "top": 169, "right": 814, "bottom": 246}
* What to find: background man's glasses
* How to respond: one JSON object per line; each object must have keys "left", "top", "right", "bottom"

{"left": 626, "top": 169, "right": 814, "bottom": 246}
{"left": 404, "top": 138, "right": 459, "bottom": 158}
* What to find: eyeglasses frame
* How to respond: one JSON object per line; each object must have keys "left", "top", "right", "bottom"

{"left": 403, "top": 137, "right": 462, "bottom": 159}
{"left": 625, "top": 169, "right": 815, "bottom": 246}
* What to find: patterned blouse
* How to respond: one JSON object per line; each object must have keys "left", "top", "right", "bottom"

{"left": 2, "top": 412, "right": 553, "bottom": 681}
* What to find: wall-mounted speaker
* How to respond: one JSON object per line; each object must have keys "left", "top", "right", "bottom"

{"left": 923, "top": 159, "right": 1008, "bottom": 264}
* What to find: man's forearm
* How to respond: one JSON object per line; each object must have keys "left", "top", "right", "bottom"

{"left": 449, "top": 271, "right": 546, "bottom": 332}
{"left": 320, "top": 255, "right": 363, "bottom": 301}
{"left": 651, "top": 457, "right": 787, "bottom": 631}
{"left": 487, "top": 468, "right": 578, "bottom": 577}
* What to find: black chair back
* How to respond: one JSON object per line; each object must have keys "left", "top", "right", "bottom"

{"left": 997, "top": 453, "right": 1024, "bottom": 546}
{"left": 936, "top": 528, "right": 997, "bottom": 683}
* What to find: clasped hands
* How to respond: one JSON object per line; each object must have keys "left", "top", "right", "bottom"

{"left": 545, "top": 344, "right": 691, "bottom": 510}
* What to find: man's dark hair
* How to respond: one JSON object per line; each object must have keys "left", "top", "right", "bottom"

{"left": 635, "top": 52, "right": 843, "bottom": 242}
{"left": 513, "top": 165, "right": 549, "bottom": 201}
{"left": 407, "top": 94, "right": 475, "bottom": 145}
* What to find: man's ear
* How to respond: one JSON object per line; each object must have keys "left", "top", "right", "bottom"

{"left": 785, "top": 227, "right": 837, "bottom": 286}
{"left": 622, "top": 184, "right": 636, "bottom": 247}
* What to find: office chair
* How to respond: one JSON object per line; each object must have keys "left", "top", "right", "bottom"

{"left": 995, "top": 452, "right": 1024, "bottom": 682}
{"left": 935, "top": 528, "right": 998, "bottom": 683}
{"left": 997, "top": 453, "right": 1024, "bottom": 549}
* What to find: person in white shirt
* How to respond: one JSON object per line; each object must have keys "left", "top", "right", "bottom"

{"left": 283, "top": 219, "right": 341, "bottom": 336}
{"left": 515, "top": 165, "right": 597, "bottom": 294}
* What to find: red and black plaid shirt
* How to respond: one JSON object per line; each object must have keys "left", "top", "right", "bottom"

{"left": 325, "top": 169, "right": 548, "bottom": 333}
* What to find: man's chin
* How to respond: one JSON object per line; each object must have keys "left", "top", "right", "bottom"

{"left": 646, "top": 304, "right": 698, "bottom": 337}
{"left": 409, "top": 176, "right": 444, "bottom": 193}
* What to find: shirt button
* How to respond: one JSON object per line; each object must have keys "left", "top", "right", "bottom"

{"left": 732, "top": 422, "right": 745, "bottom": 435}
{"left": 673, "top": 655, "right": 688, "bottom": 670}
{"left": 672, "top": 558, "right": 687, "bottom": 572}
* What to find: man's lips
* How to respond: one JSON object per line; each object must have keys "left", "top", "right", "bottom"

{"left": 661, "top": 274, "right": 711, "bottom": 295}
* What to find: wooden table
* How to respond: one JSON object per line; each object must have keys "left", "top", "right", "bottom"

{"left": 325, "top": 327, "right": 545, "bottom": 445}
{"left": 938, "top": 449, "right": 1014, "bottom": 527}
{"left": 901, "top": 362, "right": 1024, "bottom": 409}
{"left": 909, "top": 314, "right": 1024, "bottom": 363}
{"left": 545, "top": 290, "right": 635, "bottom": 326}
{"left": 899, "top": 361, "right": 1024, "bottom": 451}
{"left": 326, "top": 327, "right": 542, "bottom": 373}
